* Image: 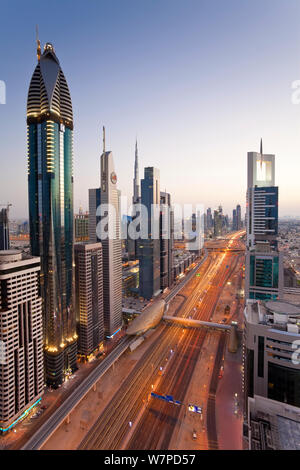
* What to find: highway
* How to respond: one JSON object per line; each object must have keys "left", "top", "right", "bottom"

{"left": 78, "top": 232, "right": 245, "bottom": 450}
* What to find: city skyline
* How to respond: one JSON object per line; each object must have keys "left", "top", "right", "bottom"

{"left": 1, "top": 0, "right": 300, "bottom": 219}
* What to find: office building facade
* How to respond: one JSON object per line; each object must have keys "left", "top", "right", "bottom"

{"left": 98, "top": 133, "right": 122, "bottom": 336}
{"left": 139, "top": 167, "right": 161, "bottom": 300}
{"left": 0, "top": 250, "right": 44, "bottom": 431}
{"left": 244, "top": 299, "right": 300, "bottom": 408}
{"left": 75, "top": 243, "right": 104, "bottom": 358}
{"left": 75, "top": 212, "right": 89, "bottom": 241}
{"left": 160, "top": 191, "right": 174, "bottom": 291}
{"left": 245, "top": 142, "right": 281, "bottom": 302}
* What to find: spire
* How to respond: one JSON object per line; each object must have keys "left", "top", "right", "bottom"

{"left": 103, "top": 125, "right": 106, "bottom": 154}
{"left": 133, "top": 138, "right": 140, "bottom": 203}
{"left": 36, "top": 25, "right": 41, "bottom": 61}
{"left": 135, "top": 138, "right": 138, "bottom": 168}
{"left": 260, "top": 138, "right": 263, "bottom": 155}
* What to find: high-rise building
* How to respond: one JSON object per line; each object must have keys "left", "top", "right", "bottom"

{"left": 139, "top": 167, "right": 161, "bottom": 300}
{"left": 75, "top": 212, "right": 89, "bottom": 241}
{"left": 232, "top": 208, "right": 237, "bottom": 231}
{"left": 245, "top": 141, "right": 282, "bottom": 301}
{"left": 236, "top": 204, "right": 242, "bottom": 230}
{"left": 206, "top": 207, "right": 213, "bottom": 230}
{"left": 186, "top": 210, "right": 204, "bottom": 256}
{"left": 132, "top": 140, "right": 141, "bottom": 260}
{"left": 98, "top": 128, "right": 122, "bottom": 337}
{"left": 0, "top": 250, "right": 44, "bottom": 431}
{"left": 88, "top": 188, "right": 101, "bottom": 243}
{"left": 0, "top": 208, "right": 10, "bottom": 251}
{"left": 245, "top": 242, "right": 283, "bottom": 300}
{"left": 214, "top": 208, "right": 223, "bottom": 237}
{"left": 160, "top": 191, "right": 174, "bottom": 291}
{"left": 244, "top": 299, "right": 300, "bottom": 408}
{"left": 27, "top": 41, "right": 77, "bottom": 386}
{"left": 75, "top": 243, "right": 104, "bottom": 359}
{"left": 133, "top": 140, "right": 140, "bottom": 205}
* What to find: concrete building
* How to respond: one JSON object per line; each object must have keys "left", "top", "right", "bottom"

{"left": 75, "top": 243, "right": 104, "bottom": 359}
{"left": 27, "top": 41, "right": 77, "bottom": 386}
{"left": 0, "top": 250, "right": 44, "bottom": 432}
{"left": 247, "top": 395, "right": 300, "bottom": 450}
{"left": 138, "top": 167, "right": 161, "bottom": 300}
{"left": 244, "top": 299, "right": 300, "bottom": 409}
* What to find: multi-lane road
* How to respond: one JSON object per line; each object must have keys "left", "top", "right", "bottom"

{"left": 79, "top": 231, "right": 245, "bottom": 450}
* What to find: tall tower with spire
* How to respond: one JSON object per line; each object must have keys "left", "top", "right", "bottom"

{"left": 245, "top": 140, "right": 283, "bottom": 301}
{"left": 27, "top": 40, "right": 77, "bottom": 387}
{"left": 133, "top": 140, "right": 140, "bottom": 205}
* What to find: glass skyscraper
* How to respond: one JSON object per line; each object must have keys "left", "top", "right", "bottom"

{"left": 27, "top": 42, "right": 77, "bottom": 387}
{"left": 0, "top": 208, "right": 10, "bottom": 251}
{"left": 139, "top": 167, "right": 161, "bottom": 300}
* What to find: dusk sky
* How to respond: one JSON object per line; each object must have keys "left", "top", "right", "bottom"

{"left": 1, "top": 0, "right": 300, "bottom": 219}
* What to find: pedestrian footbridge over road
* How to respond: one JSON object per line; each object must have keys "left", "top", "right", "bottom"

{"left": 163, "top": 315, "right": 231, "bottom": 331}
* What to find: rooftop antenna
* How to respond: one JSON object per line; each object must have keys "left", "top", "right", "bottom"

{"left": 36, "top": 25, "right": 41, "bottom": 61}
{"left": 260, "top": 138, "right": 263, "bottom": 169}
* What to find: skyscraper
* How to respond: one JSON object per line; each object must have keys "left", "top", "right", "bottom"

{"left": 245, "top": 141, "right": 283, "bottom": 301}
{"left": 214, "top": 208, "right": 223, "bottom": 237}
{"left": 133, "top": 140, "right": 140, "bottom": 205}
{"left": 98, "top": 128, "right": 122, "bottom": 337}
{"left": 88, "top": 188, "right": 101, "bottom": 243}
{"left": 139, "top": 167, "right": 161, "bottom": 300}
{"left": 75, "top": 211, "right": 89, "bottom": 241}
{"left": 236, "top": 204, "right": 242, "bottom": 230}
{"left": 160, "top": 191, "right": 174, "bottom": 291}
{"left": 0, "top": 207, "right": 10, "bottom": 251}
{"left": 75, "top": 243, "right": 104, "bottom": 359}
{"left": 27, "top": 41, "right": 77, "bottom": 387}
{"left": 244, "top": 299, "right": 300, "bottom": 409}
{"left": 206, "top": 207, "right": 213, "bottom": 230}
{"left": 232, "top": 208, "right": 237, "bottom": 231}
{"left": 132, "top": 140, "right": 141, "bottom": 260}
{"left": 0, "top": 250, "right": 44, "bottom": 431}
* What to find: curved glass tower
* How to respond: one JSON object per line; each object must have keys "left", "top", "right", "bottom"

{"left": 27, "top": 42, "right": 77, "bottom": 387}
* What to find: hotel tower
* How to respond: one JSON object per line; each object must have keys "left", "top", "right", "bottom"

{"left": 27, "top": 40, "right": 77, "bottom": 387}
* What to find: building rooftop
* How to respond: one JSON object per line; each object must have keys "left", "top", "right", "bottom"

{"left": 265, "top": 300, "right": 300, "bottom": 316}
{"left": 248, "top": 395, "right": 300, "bottom": 450}
{"left": 245, "top": 299, "right": 300, "bottom": 334}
